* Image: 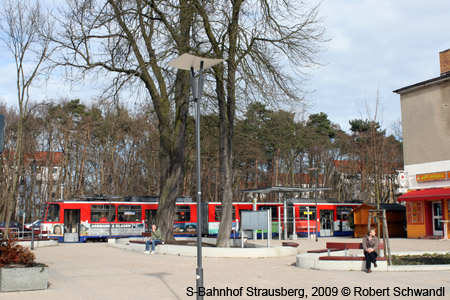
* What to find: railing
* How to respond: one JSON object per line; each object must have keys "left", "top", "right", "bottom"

{"left": 0, "top": 227, "right": 48, "bottom": 240}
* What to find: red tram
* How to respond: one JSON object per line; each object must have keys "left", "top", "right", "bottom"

{"left": 40, "top": 195, "right": 360, "bottom": 242}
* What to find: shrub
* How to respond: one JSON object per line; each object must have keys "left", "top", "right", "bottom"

{"left": 392, "top": 253, "right": 450, "bottom": 265}
{"left": 0, "top": 239, "right": 36, "bottom": 268}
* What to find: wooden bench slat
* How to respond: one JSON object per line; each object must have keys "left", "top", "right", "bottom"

{"left": 129, "top": 240, "right": 146, "bottom": 244}
{"left": 307, "top": 248, "right": 340, "bottom": 253}
{"left": 325, "top": 242, "right": 347, "bottom": 250}
{"left": 325, "top": 242, "right": 384, "bottom": 250}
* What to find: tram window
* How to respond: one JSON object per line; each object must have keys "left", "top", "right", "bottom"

{"left": 46, "top": 204, "right": 60, "bottom": 222}
{"left": 117, "top": 205, "right": 142, "bottom": 222}
{"left": 91, "top": 205, "right": 116, "bottom": 222}
{"left": 336, "top": 206, "right": 350, "bottom": 221}
{"left": 145, "top": 209, "right": 157, "bottom": 229}
{"left": 299, "top": 206, "right": 316, "bottom": 220}
{"left": 214, "top": 206, "right": 236, "bottom": 221}
{"left": 175, "top": 206, "right": 191, "bottom": 222}
{"left": 259, "top": 206, "right": 278, "bottom": 221}
{"left": 239, "top": 209, "right": 252, "bottom": 221}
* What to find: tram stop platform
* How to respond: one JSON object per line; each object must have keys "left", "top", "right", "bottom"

{"left": 295, "top": 237, "right": 450, "bottom": 272}
{"left": 5, "top": 237, "right": 450, "bottom": 300}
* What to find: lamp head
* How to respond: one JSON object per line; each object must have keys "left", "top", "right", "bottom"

{"left": 168, "top": 53, "right": 224, "bottom": 71}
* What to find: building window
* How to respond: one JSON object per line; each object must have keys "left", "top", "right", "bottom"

{"left": 406, "top": 201, "right": 424, "bottom": 224}
{"left": 91, "top": 205, "right": 115, "bottom": 222}
{"left": 117, "top": 205, "right": 141, "bottom": 222}
{"left": 175, "top": 206, "right": 191, "bottom": 222}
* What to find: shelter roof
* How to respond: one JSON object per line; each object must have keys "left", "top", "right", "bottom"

{"left": 240, "top": 186, "right": 331, "bottom": 194}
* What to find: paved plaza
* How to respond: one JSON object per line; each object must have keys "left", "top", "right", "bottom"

{"left": 1, "top": 237, "right": 449, "bottom": 300}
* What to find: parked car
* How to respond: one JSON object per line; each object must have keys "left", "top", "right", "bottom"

{"left": 0, "top": 222, "right": 26, "bottom": 237}
{"left": 25, "top": 220, "right": 41, "bottom": 230}
{"left": 0, "top": 222, "right": 25, "bottom": 230}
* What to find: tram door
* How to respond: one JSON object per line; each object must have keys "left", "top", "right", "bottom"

{"left": 64, "top": 209, "right": 80, "bottom": 242}
{"left": 320, "top": 210, "right": 334, "bottom": 237}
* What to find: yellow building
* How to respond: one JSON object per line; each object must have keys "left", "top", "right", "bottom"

{"left": 394, "top": 49, "right": 450, "bottom": 239}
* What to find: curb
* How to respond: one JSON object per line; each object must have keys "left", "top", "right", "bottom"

{"left": 108, "top": 238, "right": 297, "bottom": 258}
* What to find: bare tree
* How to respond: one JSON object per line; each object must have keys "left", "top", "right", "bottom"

{"left": 192, "top": 0, "right": 326, "bottom": 246}
{"left": 52, "top": 0, "right": 193, "bottom": 241}
{"left": 0, "top": 0, "right": 53, "bottom": 234}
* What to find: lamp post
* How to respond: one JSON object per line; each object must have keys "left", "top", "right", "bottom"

{"left": 308, "top": 167, "right": 319, "bottom": 242}
{"left": 26, "top": 158, "right": 39, "bottom": 249}
{"left": 31, "top": 159, "right": 36, "bottom": 249}
{"left": 169, "top": 54, "right": 223, "bottom": 299}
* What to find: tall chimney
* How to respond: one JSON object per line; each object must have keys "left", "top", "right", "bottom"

{"left": 439, "top": 49, "right": 450, "bottom": 76}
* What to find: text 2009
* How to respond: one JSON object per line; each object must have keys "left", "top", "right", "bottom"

{"left": 312, "top": 287, "right": 339, "bottom": 297}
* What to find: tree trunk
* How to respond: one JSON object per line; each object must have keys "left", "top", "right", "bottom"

{"left": 155, "top": 67, "right": 189, "bottom": 242}
{"left": 154, "top": 0, "right": 191, "bottom": 241}
{"left": 215, "top": 0, "right": 242, "bottom": 247}
{"left": 4, "top": 119, "right": 24, "bottom": 237}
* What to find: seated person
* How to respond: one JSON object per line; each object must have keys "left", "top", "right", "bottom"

{"left": 144, "top": 224, "right": 164, "bottom": 254}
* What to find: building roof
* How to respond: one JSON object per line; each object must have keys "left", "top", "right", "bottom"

{"left": 24, "top": 151, "right": 63, "bottom": 166}
{"left": 352, "top": 202, "right": 405, "bottom": 211}
{"left": 393, "top": 72, "right": 450, "bottom": 95}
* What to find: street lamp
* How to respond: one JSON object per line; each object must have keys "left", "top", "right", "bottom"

{"left": 308, "top": 167, "right": 319, "bottom": 242}
{"left": 169, "top": 53, "right": 223, "bottom": 299}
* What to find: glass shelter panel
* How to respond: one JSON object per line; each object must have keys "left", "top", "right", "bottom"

{"left": 259, "top": 206, "right": 279, "bottom": 221}
{"left": 299, "top": 206, "right": 316, "bottom": 220}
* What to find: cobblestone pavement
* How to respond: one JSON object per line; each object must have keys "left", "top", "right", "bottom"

{"left": 1, "top": 237, "right": 449, "bottom": 300}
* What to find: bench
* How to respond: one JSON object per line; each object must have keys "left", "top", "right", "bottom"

{"left": 129, "top": 240, "right": 146, "bottom": 244}
{"left": 307, "top": 248, "right": 340, "bottom": 254}
{"left": 317, "top": 242, "right": 385, "bottom": 261}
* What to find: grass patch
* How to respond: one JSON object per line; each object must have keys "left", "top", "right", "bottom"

{"left": 392, "top": 253, "right": 450, "bottom": 265}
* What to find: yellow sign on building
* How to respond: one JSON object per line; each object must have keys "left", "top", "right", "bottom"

{"left": 416, "top": 172, "right": 448, "bottom": 182}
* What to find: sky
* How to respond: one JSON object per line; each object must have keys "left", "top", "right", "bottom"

{"left": 1, "top": 0, "right": 450, "bottom": 134}
{"left": 308, "top": 0, "right": 450, "bottom": 133}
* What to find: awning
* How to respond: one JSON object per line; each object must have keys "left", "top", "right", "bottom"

{"left": 397, "top": 188, "right": 450, "bottom": 201}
